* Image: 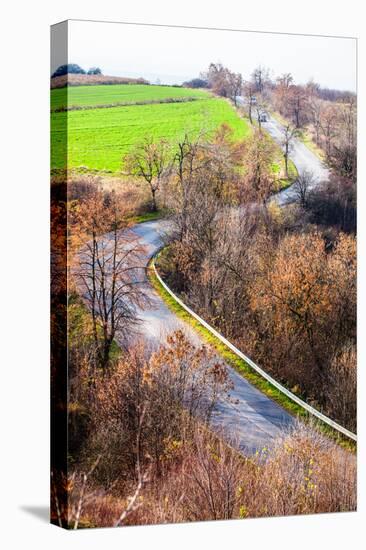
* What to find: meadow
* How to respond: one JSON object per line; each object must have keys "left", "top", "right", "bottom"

{"left": 51, "top": 86, "right": 251, "bottom": 172}
{"left": 51, "top": 83, "right": 210, "bottom": 111}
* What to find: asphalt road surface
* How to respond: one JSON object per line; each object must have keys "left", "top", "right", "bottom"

{"left": 120, "top": 220, "right": 294, "bottom": 455}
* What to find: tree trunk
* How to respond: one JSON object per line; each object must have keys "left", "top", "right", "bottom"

{"left": 102, "top": 340, "right": 111, "bottom": 370}
{"left": 285, "top": 156, "right": 288, "bottom": 179}
{"left": 151, "top": 188, "right": 157, "bottom": 212}
{"left": 284, "top": 144, "right": 289, "bottom": 179}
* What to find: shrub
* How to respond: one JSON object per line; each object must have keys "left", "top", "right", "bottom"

{"left": 52, "top": 63, "right": 86, "bottom": 77}
{"left": 63, "top": 422, "right": 356, "bottom": 528}
{"left": 183, "top": 78, "right": 209, "bottom": 89}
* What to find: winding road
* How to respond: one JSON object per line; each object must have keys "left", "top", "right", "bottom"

{"left": 125, "top": 220, "right": 294, "bottom": 455}
{"left": 123, "top": 112, "right": 332, "bottom": 453}
{"left": 82, "top": 111, "right": 331, "bottom": 455}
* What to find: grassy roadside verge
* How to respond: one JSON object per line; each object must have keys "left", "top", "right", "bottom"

{"left": 270, "top": 110, "right": 325, "bottom": 162}
{"left": 147, "top": 253, "right": 356, "bottom": 452}
{"left": 274, "top": 158, "right": 298, "bottom": 191}
{"left": 235, "top": 104, "right": 298, "bottom": 191}
{"left": 127, "top": 209, "right": 169, "bottom": 225}
{"left": 270, "top": 110, "right": 290, "bottom": 127}
{"left": 298, "top": 129, "right": 326, "bottom": 161}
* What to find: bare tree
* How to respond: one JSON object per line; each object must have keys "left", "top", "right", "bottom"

{"left": 114, "top": 407, "right": 150, "bottom": 527}
{"left": 288, "top": 85, "right": 307, "bottom": 127}
{"left": 333, "top": 96, "right": 357, "bottom": 181}
{"left": 253, "top": 96, "right": 268, "bottom": 132}
{"left": 281, "top": 124, "right": 300, "bottom": 178}
{"left": 293, "top": 170, "right": 315, "bottom": 208}
{"left": 124, "top": 138, "right": 172, "bottom": 212}
{"left": 242, "top": 130, "right": 276, "bottom": 204}
{"left": 202, "top": 63, "right": 243, "bottom": 105}
{"left": 320, "top": 104, "right": 338, "bottom": 160}
{"left": 77, "top": 191, "right": 149, "bottom": 369}
{"left": 181, "top": 428, "right": 244, "bottom": 521}
{"left": 243, "top": 81, "right": 256, "bottom": 124}
{"left": 251, "top": 65, "right": 271, "bottom": 94}
{"left": 308, "top": 96, "right": 323, "bottom": 145}
{"left": 202, "top": 62, "right": 229, "bottom": 97}
{"left": 277, "top": 72, "right": 294, "bottom": 89}
{"left": 272, "top": 73, "right": 293, "bottom": 116}
{"left": 226, "top": 70, "right": 243, "bottom": 105}
{"left": 326, "top": 343, "right": 356, "bottom": 432}
{"left": 172, "top": 130, "right": 209, "bottom": 242}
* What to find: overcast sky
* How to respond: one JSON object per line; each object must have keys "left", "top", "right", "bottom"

{"left": 61, "top": 20, "right": 356, "bottom": 91}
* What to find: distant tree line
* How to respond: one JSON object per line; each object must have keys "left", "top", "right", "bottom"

{"left": 183, "top": 63, "right": 242, "bottom": 105}
{"left": 183, "top": 77, "right": 209, "bottom": 89}
{"left": 52, "top": 63, "right": 102, "bottom": 77}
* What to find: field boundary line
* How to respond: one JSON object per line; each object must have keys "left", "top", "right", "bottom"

{"left": 151, "top": 254, "right": 357, "bottom": 442}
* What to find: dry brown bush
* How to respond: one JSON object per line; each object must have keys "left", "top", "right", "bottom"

{"left": 63, "top": 317, "right": 356, "bottom": 528}
{"left": 130, "top": 423, "right": 356, "bottom": 526}
{"left": 66, "top": 422, "right": 356, "bottom": 528}
{"left": 80, "top": 332, "right": 231, "bottom": 484}
{"left": 247, "top": 424, "right": 356, "bottom": 517}
{"left": 51, "top": 73, "right": 149, "bottom": 89}
{"left": 164, "top": 208, "right": 356, "bottom": 429}
{"left": 326, "top": 343, "right": 357, "bottom": 432}
{"left": 67, "top": 174, "right": 151, "bottom": 217}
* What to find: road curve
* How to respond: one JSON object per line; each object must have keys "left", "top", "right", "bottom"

{"left": 125, "top": 110, "right": 332, "bottom": 451}
{"left": 125, "top": 220, "right": 294, "bottom": 455}
{"left": 80, "top": 107, "right": 333, "bottom": 454}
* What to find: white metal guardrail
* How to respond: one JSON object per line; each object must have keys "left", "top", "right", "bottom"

{"left": 151, "top": 256, "right": 357, "bottom": 442}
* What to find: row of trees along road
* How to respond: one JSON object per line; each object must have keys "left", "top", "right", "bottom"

{"left": 185, "top": 63, "right": 356, "bottom": 183}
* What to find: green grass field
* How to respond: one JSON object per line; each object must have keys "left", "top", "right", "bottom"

{"left": 51, "top": 88, "right": 251, "bottom": 172}
{"left": 51, "top": 83, "right": 210, "bottom": 111}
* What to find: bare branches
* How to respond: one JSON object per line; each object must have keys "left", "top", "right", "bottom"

{"left": 242, "top": 81, "right": 256, "bottom": 124}
{"left": 113, "top": 474, "right": 146, "bottom": 527}
{"left": 293, "top": 169, "right": 315, "bottom": 208}
{"left": 270, "top": 72, "right": 357, "bottom": 182}
{"left": 114, "top": 407, "right": 149, "bottom": 527}
{"left": 75, "top": 191, "right": 149, "bottom": 369}
{"left": 281, "top": 124, "right": 300, "bottom": 178}
{"left": 251, "top": 65, "right": 271, "bottom": 94}
{"left": 253, "top": 97, "right": 268, "bottom": 132}
{"left": 124, "top": 138, "right": 172, "bottom": 211}
{"left": 242, "top": 130, "right": 277, "bottom": 204}
{"left": 202, "top": 63, "right": 243, "bottom": 103}
{"left": 73, "top": 455, "right": 102, "bottom": 529}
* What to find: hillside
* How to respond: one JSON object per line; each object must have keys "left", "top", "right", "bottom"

{"left": 51, "top": 84, "right": 251, "bottom": 172}
{"left": 51, "top": 83, "right": 210, "bottom": 111}
{"left": 50, "top": 73, "right": 149, "bottom": 89}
